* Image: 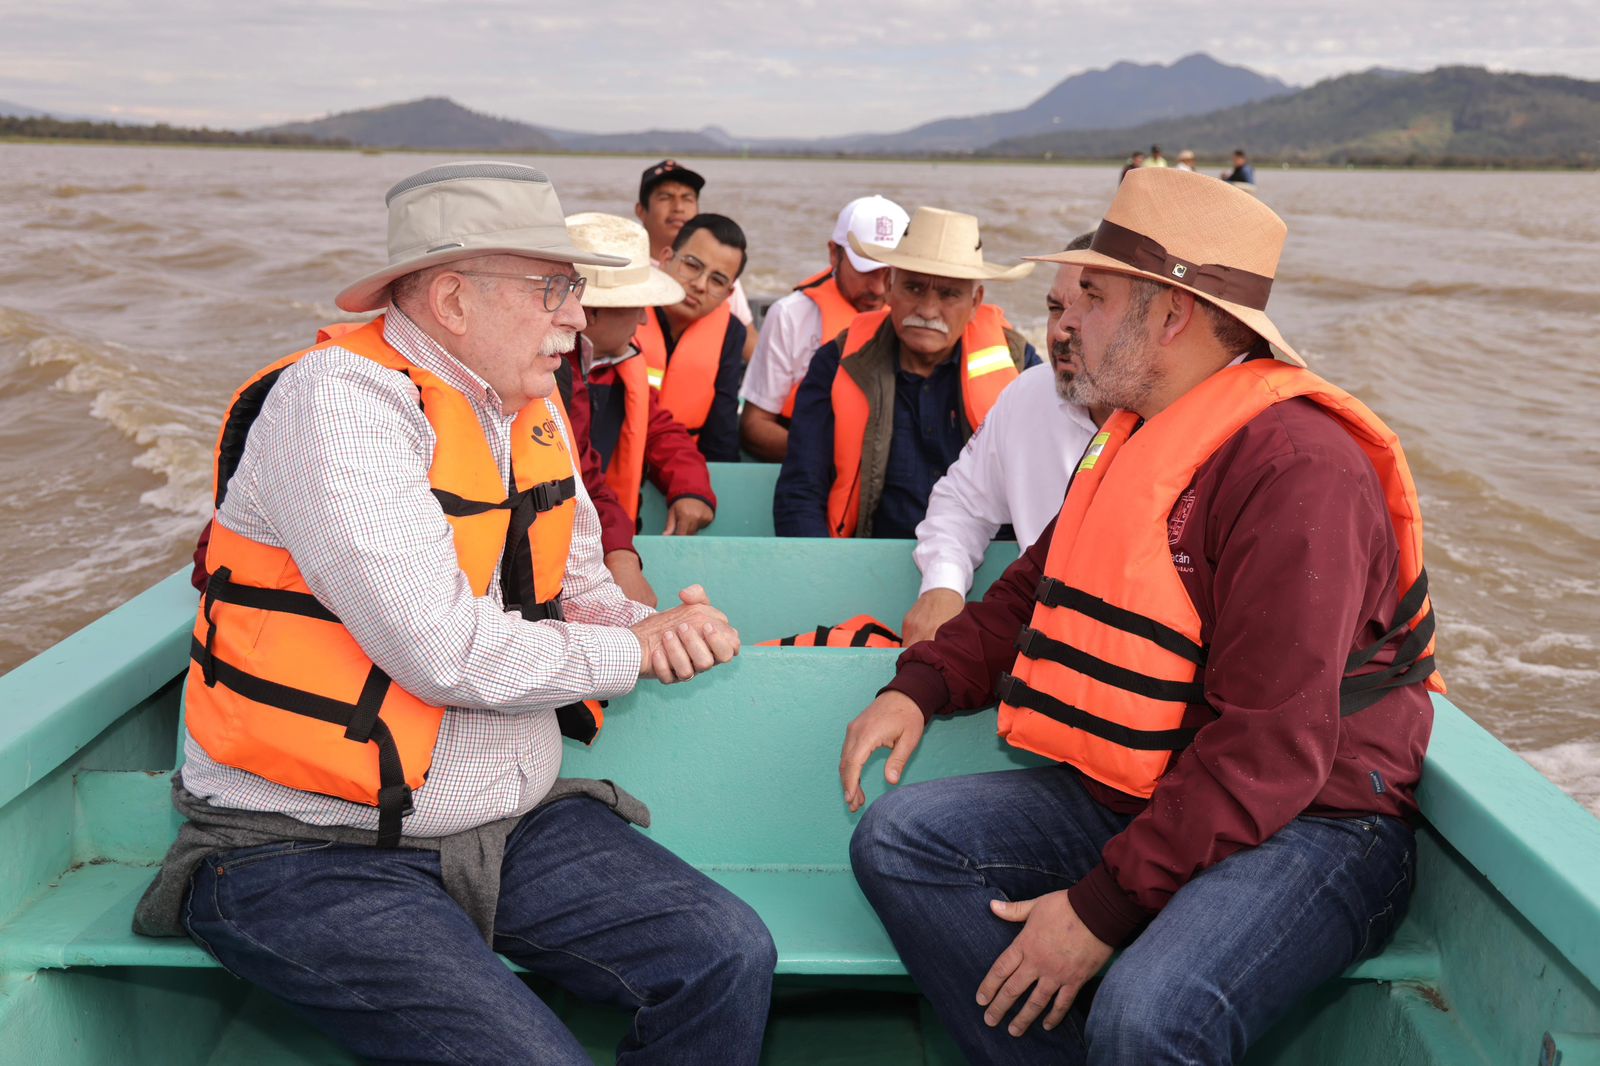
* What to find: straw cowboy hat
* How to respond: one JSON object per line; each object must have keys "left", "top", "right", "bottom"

{"left": 1028, "top": 167, "right": 1304, "bottom": 366}
{"left": 848, "top": 206, "right": 1033, "bottom": 282}
{"left": 336, "top": 161, "right": 628, "bottom": 313}
{"left": 564, "top": 212, "right": 686, "bottom": 308}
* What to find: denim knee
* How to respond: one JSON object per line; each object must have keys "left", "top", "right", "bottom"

{"left": 1086, "top": 957, "right": 1240, "bottom": 1065}
{"left": 848, "top": 785, "right": 921, "bottom": 885}
{"left": 705, "top": 891, "right": 778, "bottom": 983}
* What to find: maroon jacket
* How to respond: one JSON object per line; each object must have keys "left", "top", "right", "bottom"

{"left": 885, "top": 397, "right": 1435, "bottom": 947}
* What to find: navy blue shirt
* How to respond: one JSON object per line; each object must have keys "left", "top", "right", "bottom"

{"left": 774, "top": 334, "right": 1040, "bottom": 537}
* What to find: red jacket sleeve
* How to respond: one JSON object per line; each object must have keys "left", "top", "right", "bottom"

{"left": 643, "top": 392, "right": 717, "bottom": 515}
{"left": 565, "top": 358, "right": 638, "bottom": 560}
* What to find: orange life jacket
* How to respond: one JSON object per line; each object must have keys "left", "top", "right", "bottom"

{"left": 598, "top": 351, "right": 653, "bottom": 523}
{"left": 825, "top": 304, "right": 1019, "bottom": 538}
{"left": 186, "top": 317, "right": 597, "bottom": 846}
{"left": 996, "top": 361, "right": 1445, "bottom": 799}
{"left": 758, "top": 615, "right": 902, "bottom": 648}
{"left": 636, "top": 302, "right": 732, "bottom": 434}
{"left": 783, "top": 270, "right": 860, "bottom": 419}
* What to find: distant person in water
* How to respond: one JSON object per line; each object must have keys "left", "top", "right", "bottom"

{"left": 841, "top": 168, "right": 1442, "bottom": 1064}
{"left": 638, "top": 213, "right": 749, "bottom": 462}
{"left": 1143, "top": 144, "right": 1169, "bottom": 167}
{"left": 634, "top": 159, "right": 759, "bottom": 359}
{"left": 900, "top": 232, "right": 1103, "bottom": 646}
{"left": 773, "top": 206, "right": 1038, "bottom": 539}
{"left": 1175, "top": 149, "right": 1197, "bottom": 172}
{"left": 1119, "top": 151, "right": 1146, "bottom": 181}
{"left": 740, "top": 195, "right": 910, "bottom": 461}
{"left": 1224, "top": 148, "right": 1257, "bottom": 185}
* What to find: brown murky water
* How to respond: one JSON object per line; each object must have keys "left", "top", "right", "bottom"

{"left": 1, "top": 144, "right": 1596, "bottom": 811}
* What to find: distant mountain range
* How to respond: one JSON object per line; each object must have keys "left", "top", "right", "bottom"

{"left": 9, "top": 56, "right": 1598, "bottom": 167}
{"left": 988, "top": 66, "right": 1600, "bottom": 166}
{"left": 253, "top": 54, "right": 1293, "bottom": 155}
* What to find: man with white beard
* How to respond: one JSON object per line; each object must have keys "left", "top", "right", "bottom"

{"left": 774, "top": 206, "right": 1039, "bottom": 539}
{"left": 900, "top": 233, "right": 1106, "bottom": 645}
{"left": 140, "top": 162, "right": 774, "bottom": 1064}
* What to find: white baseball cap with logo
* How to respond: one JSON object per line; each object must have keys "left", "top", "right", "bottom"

{"left": 832, "top": 195, "right": 910, "bottom": 273}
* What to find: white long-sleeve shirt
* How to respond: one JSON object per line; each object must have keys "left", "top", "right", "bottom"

{"left": 913, "top": 363, "right": 1098, "bottom": 596}
{"left": 739, "top": 288, "right": 824, "bottom": 413}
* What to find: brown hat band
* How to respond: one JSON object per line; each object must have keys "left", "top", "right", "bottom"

{"left": 1090, "top": 219, "right": 1274, "bottom": 311}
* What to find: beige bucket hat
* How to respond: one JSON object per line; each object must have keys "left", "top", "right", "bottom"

{"left": 564, "top": 212, "right": 686, "bottom": 308}
{"left": 1028, "top": 167, "right": 1304, "bottom": 366}
{"left": 336, "top": 161, "right": 629, "bottom": 313}
{"left": 848, "top": 206, "right": 1033, "bottom": 282}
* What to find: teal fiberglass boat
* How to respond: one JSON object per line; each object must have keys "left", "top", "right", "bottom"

{"left": 2, "top": 464, "right": 1598, "bottom": 1065}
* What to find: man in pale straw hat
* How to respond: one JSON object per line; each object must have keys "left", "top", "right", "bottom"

{"left": 774, "top": 206, "right": 1039, "bottom": 539}
{"left": 565, "top": 212, "right": 719, "bottom": 547}
{"left": 137, "top": 162, "right": 774, "bottom": 1064}
{"left": 740, "top": 194, "right": 910, "bottom": 461}
{"left": 842, "top": 168, "right": 1442, "bottom": 1063}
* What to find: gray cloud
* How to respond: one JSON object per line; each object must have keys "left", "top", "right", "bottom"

{"left": 3, "top": 0, "right": 1598, "bottom": 134}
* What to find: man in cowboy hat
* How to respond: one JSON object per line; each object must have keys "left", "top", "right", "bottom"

{"left": 138, "top": 162, "right": 775, "bottom": 1064}
{"left": 565, "top": 212, "right": 718, "bottom": 542}
{"left": 739, "top": 194, "right": 910, "bottom": 461}
{"left": 772, "top": 206, "right": 1038, "bottom": 539}
{"left": 842, "top": 168, "right": 1439, "bottom": 1063}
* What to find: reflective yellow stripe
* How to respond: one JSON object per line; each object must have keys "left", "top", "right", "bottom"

{"left": 646, "top": 367, "right": 664, "bottom": 390}
{"left": 1078, "top": 431, "right": 1111, "bottom": 471}
{"left": 966, "top": 345, "right": 1014, "bottom": 379}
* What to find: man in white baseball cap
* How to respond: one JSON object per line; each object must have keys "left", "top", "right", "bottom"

{"left": 142, "top": 161, "right": 772, "bottom": 1064}
{"left": 739, "top": 194, "right": 910, "bottom": 461}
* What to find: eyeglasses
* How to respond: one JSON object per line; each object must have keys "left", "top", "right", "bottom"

{"left": 455, "top": 270, "right": 587, "bottom": 312}
{"left": 671, "top": 254, "right": 734, "bottom": 294}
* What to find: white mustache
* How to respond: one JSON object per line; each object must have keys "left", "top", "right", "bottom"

{"left": 902, "top": 315, "right": 949, "bottom": 335}
{"left": 539, "top": 329, "right": 577, "bottom": 356}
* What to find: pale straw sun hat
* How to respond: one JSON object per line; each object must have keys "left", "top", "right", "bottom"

{"left": 1028, "top": 167, "right": 1304, "bottom": 366}
{"left": 848, "top": 206, "right": 1033, "bottom": 282}
{"left": 564, "top": 212, "right": 686, "bottom": 308}
{"left": 336, "top": 161, "right": 628, "bottom": 313}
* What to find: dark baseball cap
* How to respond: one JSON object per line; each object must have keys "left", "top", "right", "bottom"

{"left": 638, "top": 159, "right": 706, "bottom": 204}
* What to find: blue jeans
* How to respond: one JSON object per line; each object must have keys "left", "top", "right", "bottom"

{"left": 184, "top": 796, "right": 775, "bottom": 1065}
{"left": 850, "top": 765, "right": 1415, "bottom": 1065}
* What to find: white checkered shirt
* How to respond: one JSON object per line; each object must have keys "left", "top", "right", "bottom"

{"left": 182, "top": 308, "right": 652, "bottom": 837}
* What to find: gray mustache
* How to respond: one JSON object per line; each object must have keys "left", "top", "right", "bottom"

{"left": 901, "top": 315, "right": 949, "bottom": 335}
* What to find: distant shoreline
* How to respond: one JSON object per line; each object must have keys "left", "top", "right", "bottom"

{"left": 3, "top": 136, "right": 1594, "bottom": 173}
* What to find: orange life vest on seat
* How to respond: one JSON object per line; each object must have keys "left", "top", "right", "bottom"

{"left": 758, "top": 615, "right": 902, "bottom": 648}
{"left": 186, "top": 317, "right": 594, "bottom": 846}
{"left": 636, "top": 303, "right": 732, "bottom": 434}
{"left": 782, "top": 270, "right": 860, "bottom": 419}
{"left": 598, "top": 352, "right": 653, "bottom": 523}
{"left": 995, "top": 361, "right": 1445, "bottom": 799}
{"left": 825, "top": 304, "right": 1019, "bottom": 538}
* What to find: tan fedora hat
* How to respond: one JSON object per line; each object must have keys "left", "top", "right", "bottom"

{"left": 564, "top": 212, "right": 686, "bottom": 308}
{"left": 848, "top": 206, "right": 1033, "bottom": 282}
{"left": 336, "top": 161, "right": 629, "bottom": 313}
{"left": 1028, "top": 168, "right": 1304, "bottom": 366}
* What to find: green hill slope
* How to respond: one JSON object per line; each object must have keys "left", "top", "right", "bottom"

{"left": 986, "top": 67, "right": 1600, "bottom": 167}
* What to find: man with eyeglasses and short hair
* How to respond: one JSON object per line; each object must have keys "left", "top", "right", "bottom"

{"left": 637, "top": 213, "right": 750, "bottom": 462}
{"left": 139, "top": 162, "right": 774, "bottom": 1065}
{"left": 774, "top": 206, "right": 1039, "bottom": 539}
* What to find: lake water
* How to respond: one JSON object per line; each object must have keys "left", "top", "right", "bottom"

{"left": 1, "top": 143, "right": 1595, "bottom": 812}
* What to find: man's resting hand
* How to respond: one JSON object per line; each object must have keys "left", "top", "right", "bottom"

{"left": 839, "top": 690, "right": 926, "bottom": 812}
{"left": 901, "top": 587, "right": 965, "bottom": 646}
{"left": 629, "top": 585, "right": 739, "bottom": 683}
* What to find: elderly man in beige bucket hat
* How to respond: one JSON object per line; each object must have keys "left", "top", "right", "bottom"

{"left": 774, "top": 205, "right": 1039, "bottom": 539}
{"left": 138, "top": 162, "right": 775, "bottom": 1064}
{"left": 844, "top": 167, "right": 1441, "bottom": 1063}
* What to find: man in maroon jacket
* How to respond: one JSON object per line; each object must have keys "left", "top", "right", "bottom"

{"left": 839, "top": 169, "right": 1439, "bottom": 1065}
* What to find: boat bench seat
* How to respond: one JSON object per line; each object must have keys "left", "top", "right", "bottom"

{"left": 638, "top": 462, "right": 778, "bottom": 537}
{"left": 0, "top": 651, "right": 1439, "bottom": 986}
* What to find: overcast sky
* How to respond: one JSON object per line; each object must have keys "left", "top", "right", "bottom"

{"left": 5, "top": 0, "right": 1599, "bottom": 136}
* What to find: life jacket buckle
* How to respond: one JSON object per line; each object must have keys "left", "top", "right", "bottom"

{"left": 527, "top": 478, "right": 569, "bottom": 512}
{"left": 377, "top": 783, "right": 414, "bottom": 817}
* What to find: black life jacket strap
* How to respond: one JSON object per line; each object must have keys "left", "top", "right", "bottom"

{"left": 189, "top": 636, "right": 412, "bottom": 847}
{"left": 1014, "top": 627, "right": 1206, "bottom": 705}
{"left": 556, "top": 700, "right": 604, "bottom": 744}
{"left": 1035, "top": 577, "right": 1207, "bottom": 667}
{"left": 850, "top": 620, "right": 902, "bottom": 646}
{"left": 997, "top": 672, "right": 1204, "bottom": 752}
{"left": 430, "top": 475, "right": 577, "bottom": 518}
